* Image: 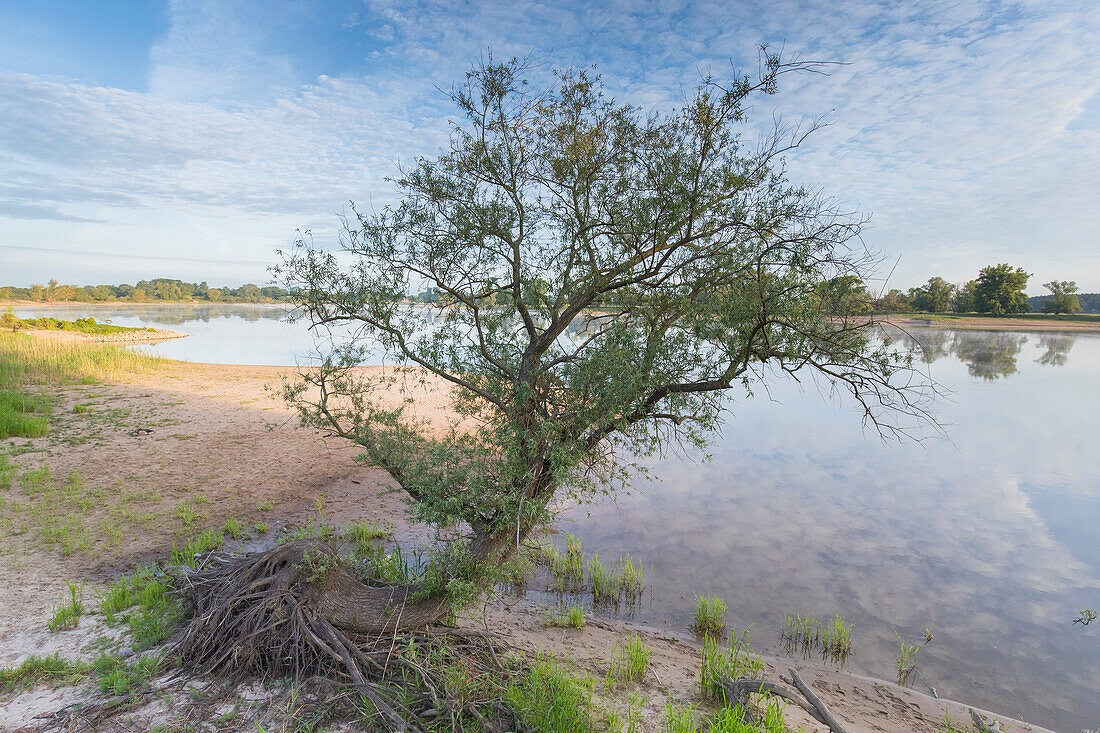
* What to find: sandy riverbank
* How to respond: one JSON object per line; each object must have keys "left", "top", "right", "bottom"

{"left": 0, "top": 359, "right": 1055, "bottom": 732}
{"left": 22, "top": 327, "right": 190, "bottom": 344}
{"left": 879, "top": 314, "right": 1100, "bottom": 332}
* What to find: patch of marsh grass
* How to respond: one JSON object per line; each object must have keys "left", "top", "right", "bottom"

{"left": 544, "top": 605, "right": 586, "bottom": 629}
{"left": 222, "top": 517, "right": 246, "bottom": 539}
{"left": 780, "top": 612, "right": 853, "bottom": 659}
{"left": 0, "top": 330, "right": 164, "bottom": 387}
{"left": 0, "top": 653, "right": 90, "bottom": 694}
{"left": 0, "top": 388, "right": 50, "bottom": 438}
{"left": 170, "top": 527, "right": 224, "bottom": 568}
{"left": 344, "top": 518, "right": 390, "bottom": 550}
{"left": 93, "top": 652, "right": 162, "bottom": 697}
{"left": 613, "top": 633, "right": 651, "bottom": 683}
{"left": 691, "top": 594, "right": 727, "bottom": 635}
{"left": 895, "top": 631, "right": 919, "bottom": 686}
{"left": 665, "top": 703, "right": 700, "bottom": 733}
{"left": 48, "top": 579, "right": 85, "bottom": 631}
{"left": 709, "top": 698, "right": 787, "bottom": 733}
{"left": 503, "top": 655, "right": 598, "bottom": 733}
{"left": 700, "top": 628, "right": 765, "bottom": 704}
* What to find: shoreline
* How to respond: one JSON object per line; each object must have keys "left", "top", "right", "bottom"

{"left": 0, "top": 359, "right": 1067, "bottom": 731}
{"left": 20, "top": 327, "right": 190, "bottom": 344}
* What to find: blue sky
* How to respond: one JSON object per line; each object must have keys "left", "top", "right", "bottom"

{"left": 1, "top": 0, "right": 1098, "bottom": 292}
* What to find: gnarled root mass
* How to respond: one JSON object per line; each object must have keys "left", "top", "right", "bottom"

{"left": 166, "top": 540, "right": 535, "bottom": 732}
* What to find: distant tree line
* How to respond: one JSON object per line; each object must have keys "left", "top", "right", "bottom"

{"left": 817, "top": 264, "right": 1093, "bottom": 316}
{"left": 0, "top": 278, "right": 292, "bottom": 304}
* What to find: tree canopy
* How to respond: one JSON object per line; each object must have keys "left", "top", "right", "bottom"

{"left": 279, "top": 54, "right": 934, "bottom": 584}
{"left": 1042, "top": 280, "right": 1082, "bottom": 314}
{"left": 975, "top": 264, "right": 1030, "bottom": 316}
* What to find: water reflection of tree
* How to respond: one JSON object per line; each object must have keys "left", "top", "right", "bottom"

{"left": 950, "top": 331, "right": 1028, "bottom": 380}
{"left": 893, "top": 329, "right": 955, "bottom": 364}
{"left": 1034, "top": 333, "right": 1077, "bottom": 367}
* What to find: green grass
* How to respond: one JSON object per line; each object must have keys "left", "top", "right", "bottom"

{"left": 691, "top": 594, "right": 727, "bottom": 635}
{"left": 47, "top": 580, "right": 85, "bottom": 631}
{"left": 544, "top": 605, "right": 586, "bottom": 629}
{"left": 780, "top": 612, "right": 853, "bottom": 658}
{"left": 613, "top": 633, "right": 651, "bottom": 683}
{"left": 0, "top": 330, "right": 164, "bottom": 387}
{"left": 905, "top": 311, "right": 1100, "bottom": 324}
{"left": 709, "top": 699, "right": 787, "bottom": 733}
{"left": 255, "top": 520, "right": 269, "bottom": 534}
{"left": 2, "top": 314, "right": 154, "bottom": 336}
{"left": 700, "top": 629, "right": 765, "bottom": 704}
{"left": 504, "top": 656, "right": 598, "bottom": 733}
{"left": 0, "top": 653, "right": 90, "bottom": 694}
{"left": 0, "top": 388, "right": 50, "bottom": 438}
{"left": 895, "top": 631, "right": 920, "bottom": 686}
{"left": 170, "top": 527, "right": 224, "bottom": 567}
{"left": 93, "top": 652, "right": 162, "bottom": 697}
{"left": 344, "top": 518, "right": 390, "bottom": 550}
{"left": 222, "top": 516, "right": 246, "bottom": 539}
{"left": 665, "top": 703, "right": 700, "bottom": 733}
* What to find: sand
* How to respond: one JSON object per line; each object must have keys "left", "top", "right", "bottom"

{"left": 0, "top": 358, "right": 1055, "bottom": 732}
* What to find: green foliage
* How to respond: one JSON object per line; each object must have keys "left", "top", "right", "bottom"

{"left": 222, "top": 517, "right": 246, "bottom": 539}
{"left": 895, "top": 630, "right": 920, "bottom": 686}
{"left": 780, "top": 612, "right": 853, "bottom": 658}
{"left": 47, "top": 580, "right": 85, "bottom": 631}
{"left": 544, "top": 604, "right": 586, "bottom": 629}
{"left": 954, "top": 280, "right": 978, "bottom": 313}
{"left": 691, "top": 594, "right": 728, "bottom": 635}
{"left": 0, "top": 388, "right": 50, "bottom": 438}
{"left": 170, "top": 527, "right": 224, "bottom": 567}
{"left": 503, "top": 656, "right": 598, "bottom": 733}
{"left": 92, "top": 653, "right": 162, "bottom": 697}
{"left": 709, "top": 699, "right": 787, "bottom": 733}
{"left": 0, "top": 279, "right": 291, "bottom": 304}
{"left": 700, "top": 629, "right": 764, "bottom": 704}
{"left": 909, "top": 276, "right": 957, "bottom": 313}
{"left": 279, "top": 54, "right": 928, "bottom": 582}
{"left": 3, "top": 315, "right": 150, "bottom": 335}
{"left": 1042, "top": 280, "right": 1082, "bottom": 314}
{"left": 97, "top": 566, "right": 185, "bottom": 651}
{"left": 0, "top": 330, "right": 163, "bottom": 388}
{"left": 612, "top": 634, "right": 651, "bottom": 683}
{"left": 0, "top": 653, "right": 90, "bottom": 693}
{"left": 664, "top": 703, "right": 700, "bottom": 733}
{"left": 975, "top": 263, "right": 1030, "bottom": 315}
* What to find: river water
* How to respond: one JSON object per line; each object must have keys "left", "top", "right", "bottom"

{"left": 14, "top": 304, "right": 1100, "bottom": 731}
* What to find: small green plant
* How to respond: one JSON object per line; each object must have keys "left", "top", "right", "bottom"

{"left": 93, "top": 653, "right": 162, "bottom": 697}
{"left": 257, "top": 498, "right": 275, "bottom": 511}
{"left": 613, "top": 633, "right": 651, "bottom": 683}
{"left": 589, "top": 552, "right": 619, "bottom": 601}
{"left": 170, "top": 527, "right": 224, "bottom": 567}
{"left": 665, "top": 702, "right": 699, "bottom": 733}
{"left": 709, "top": 699, "right": 786, "bottom": 732}
{"left": 691, "top": 594, "right": 727, "bottom": 635}
{"left": 47, "top": 580, "right": 85, "bottom": 631}
{"left": 345, "top": 518, "right": 390, "bottom": 550}
{"left": 544, "top": 605, "right": 586, "bottom": 629}
{"left": 700, "top": 628, "right": 764, "bottom": 704}
{"left": 895, "top": 630, "right": 919, "bottom": 686}
{"left": 255, "top": 520, "right": 269, "bottom": 534}
{"left": 1073, "top": 606, "right": 1097, "bottom": 626}
{"left": 222, "top": 517, "right": 245, "bottom": 539}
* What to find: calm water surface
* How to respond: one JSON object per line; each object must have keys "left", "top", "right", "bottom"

{"left": 16, "top": 305, "right": 1100, "bottom": 730}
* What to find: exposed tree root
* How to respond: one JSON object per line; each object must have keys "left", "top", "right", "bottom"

{"left": 39, "top": 541, "right": 536, "bottom": 732}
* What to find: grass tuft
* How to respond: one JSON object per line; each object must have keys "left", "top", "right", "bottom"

{"left": 613, "top": 633, "right": 651, "bottom": 683}
{"left": 691, "top": 594, "right": 727, "bottom": 635}
{"left": 700, "top": 628, "right": 764, "bottom": 704}
{"left": 503, "top": 655, "right": 598, "bottom": 733}
{"left": 0, "top": 653, "right": 90, "bottom": 693}
{"left": 47, "top": 580, "right": 85, "bottom": 631}
{"left": 544, "top": 605, "right": 586, "bottom": 629}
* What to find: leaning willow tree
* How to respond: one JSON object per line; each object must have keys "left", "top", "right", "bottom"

{"left": 272, "top": 54, "right": 932, "bottom": 633}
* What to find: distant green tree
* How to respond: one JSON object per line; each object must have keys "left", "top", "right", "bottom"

{"left": 873, "top": 288, "right": 912, "bottom": 313}
{"left": 818, "top": 274, "right": 872, "bottom": 315}
{"left": 954, "top": 280, "right": 977, "bottom": 312}
{"left": 1042, "top": 281, "right": 1081, "bottom": 314}
{"left": 910, "top": 277, "right": 957, "bottom": 313}
{"left": 29, "top": 283, "right": 45, "bottom": 301}
{"left": 975, "top": 264, "right": 1030, "bottom": 315}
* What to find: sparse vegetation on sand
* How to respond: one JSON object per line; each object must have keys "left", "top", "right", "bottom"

{"left": 1, "top": 311, "right": 153, "bottom": 336}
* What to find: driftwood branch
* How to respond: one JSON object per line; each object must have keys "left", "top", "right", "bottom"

{"left": 970, "top": 708, "right": 1005, "bottom": 733}
{"left": 721, "top": 668, "right": 850, "bottom": 733}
